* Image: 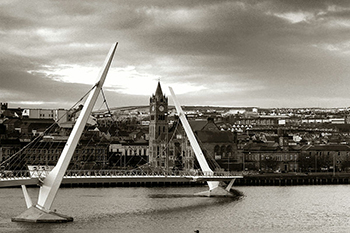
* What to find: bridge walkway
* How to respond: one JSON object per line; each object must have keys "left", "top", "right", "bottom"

{"left": 0, "top": 170, "right": 243, "bottom": 188}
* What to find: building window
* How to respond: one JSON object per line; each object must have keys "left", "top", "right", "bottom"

{"left": 226, "top": 145, "right": 232, "bottom": 157}
{"left": 214, "top": 145, "right": 220, "bottom": 155}
{"left": 221, "top": 145, "right": 226, "bottom": 156}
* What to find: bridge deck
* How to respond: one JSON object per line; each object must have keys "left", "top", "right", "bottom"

{"left": 0, "top": 170, "right": 243, "bottom": 188}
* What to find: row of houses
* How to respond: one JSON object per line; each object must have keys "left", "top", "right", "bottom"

{"left": 242, "top": 142, "right": 350, "bottom": 173}
{"left": 0, "top": 137, "right": 149, "bottom": 171}
{"left": 233, "top": 115, "right": 350, "bottom": 127}
{"left": 3, "top": 134, "right": 350, "bottom": 173}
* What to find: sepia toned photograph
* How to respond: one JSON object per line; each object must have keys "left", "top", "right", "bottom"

{"left": 1, "top": 0, "right": 350, "bottom": 232}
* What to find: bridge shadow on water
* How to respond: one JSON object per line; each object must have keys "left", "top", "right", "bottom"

{"left": 148, "top": 188, "right": 244, "bottom": 199}
{"left": 83, "top": 188, "right": 244, "bottom": 221}
{"left": 144, "top": 188, "right": 244, "bottom": 215}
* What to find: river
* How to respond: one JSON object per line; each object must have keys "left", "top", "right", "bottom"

{"left": 1, "top": 185, "right": 350, "bottom": 233}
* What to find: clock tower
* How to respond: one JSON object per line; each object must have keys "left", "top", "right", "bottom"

{"left": 149, "top": 81, "right": 168, "bottom": 169}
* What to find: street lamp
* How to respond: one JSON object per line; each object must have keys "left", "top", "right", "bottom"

{"left": 315, "top": 152, "right": 317, "bottom": 173}
{"left": 333, "top": 153, "right": 335, "bottom": 177}
{"left": 243, "top": 153, "right": 245, "bottom": 172}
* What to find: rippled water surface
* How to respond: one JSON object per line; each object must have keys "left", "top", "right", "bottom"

{"left": 1, "top": 185, "right": 350, "bottom": 233}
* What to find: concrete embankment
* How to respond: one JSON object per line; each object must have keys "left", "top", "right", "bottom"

{"left": 234, "top": 172, "right": 350, "bottom": 186}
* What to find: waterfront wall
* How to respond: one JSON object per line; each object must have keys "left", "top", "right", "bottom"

{"left": 60, "top": 173, "right": 350, "bottom": 187}
{"left": 234, "top": 173, "right": 350, "bottom": 186}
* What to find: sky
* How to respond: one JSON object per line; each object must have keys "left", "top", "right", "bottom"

{"left": 1, "top": 0, "right": 350, "bottom": 110}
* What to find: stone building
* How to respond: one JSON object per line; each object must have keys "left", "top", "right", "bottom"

{"left": 109, "top": 140, "right": 149, "bottom": 168}
{"left": 5, "top": 139, "right": 110, "bottom": 170}
{"left": 0, "top": 138, "right": 21, "bottom": 168}
{"left": 300, "top": 144, "right": 350, "bottom": 172}
{"left": 148, "top": 82, "right": 237, "bottom": 172}
{"left": 243, "top": 142, "right": 300, "bottom": 172}
{"left": 186, "top": 118, "right": 238, "bottom": 171}
{"left": 148, "top": 82, "right": 169, "bottom": 169}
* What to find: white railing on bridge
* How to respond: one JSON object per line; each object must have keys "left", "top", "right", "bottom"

{"left": 1, "top": 169, "right": 243, "bottom": 180}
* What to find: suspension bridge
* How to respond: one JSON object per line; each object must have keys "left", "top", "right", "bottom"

{"left": 1, "top": 43, "right": 242, "bottom": 223}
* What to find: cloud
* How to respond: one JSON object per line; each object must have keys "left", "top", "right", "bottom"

{"left": 273, "top": 12, "right": 314, "bottom": 23}
{"left": 1, "top": 0, "right": 350, "bottom": 109}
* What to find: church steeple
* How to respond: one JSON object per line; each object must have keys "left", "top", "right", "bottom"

{"left": 150, "top": 81, "right": 167, "bottom": 107}
{"left": 155, "top": 81, "right": 164, "bottom": 101}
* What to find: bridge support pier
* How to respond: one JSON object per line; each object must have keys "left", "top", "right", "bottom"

{"left": 195, "top": 186, "right": 234, "bottom": 197}
{"left": 195, "top": 179, "right": 237, "bottom": 197}
{"left": 12, "top": 185, "right": 72, "bottom": 222}
{"left": 11, "top": 206, "right": 73, "bottom": 223}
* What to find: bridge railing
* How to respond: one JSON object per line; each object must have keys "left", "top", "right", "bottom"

{"left": 0, "top": 170, "right": 32, "bottom": 179}
{"left": 1, "top": 169, "right": 243, "bottom": 180}
{"left": 64, "top": 170, "right": 243, "bottom": 177}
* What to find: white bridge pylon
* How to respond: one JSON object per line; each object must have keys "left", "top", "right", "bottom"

{"left": 169, "top": 87, "right": 235, "bottom": 196}
{"left": 37, "top": 43, "right": 118, "bottom": 211}
{"left": 12, "top": 42, "right": 118, "bottom": 223}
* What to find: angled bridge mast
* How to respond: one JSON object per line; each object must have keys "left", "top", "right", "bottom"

{"left": 169, "top": 87, "right": 235, "bottom": 196}
{"left": 12, "top": 42, "right": 118, "bottom": 222}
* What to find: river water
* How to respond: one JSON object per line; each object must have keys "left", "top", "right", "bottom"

{"left": 1, "top": 185, "right": 350, "bottom": 233}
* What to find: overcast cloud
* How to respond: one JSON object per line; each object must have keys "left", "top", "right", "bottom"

{"left": 1, "top": 0, "right": 350, "bottom": 109}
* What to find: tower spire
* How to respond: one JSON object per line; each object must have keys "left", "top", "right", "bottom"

{"left": 155, "top": 81, "right": 163, "bottom": 100}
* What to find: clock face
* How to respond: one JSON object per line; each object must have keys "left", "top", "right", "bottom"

{"left": 159, "top": 105, "right": 164, "bottom": 112}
